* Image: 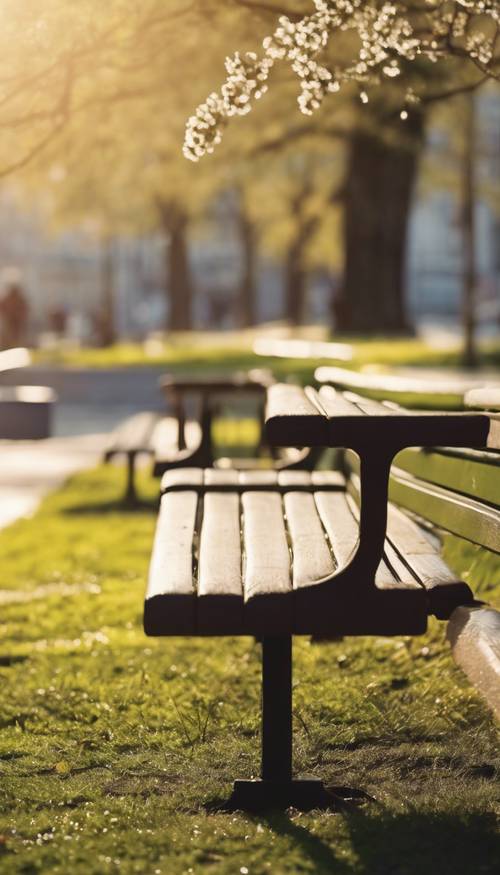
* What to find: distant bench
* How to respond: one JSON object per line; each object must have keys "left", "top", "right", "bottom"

{"left": 315, "top": 364, "right": 499, "bottom": 407}
{"left": 105, "top": 370, "right": 319, "bottom": 504}
{"left": 143, "top": 383, "right": 499, "bottom": 809}
{"left": 104, "top": 410, "right": 207, "bottom": 505}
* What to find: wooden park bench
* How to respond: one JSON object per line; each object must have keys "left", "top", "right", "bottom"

{"left": 144, "top": 383, "right": 499, "bottom": 809}
{"left": 106, "top": 370, "right": 319, "bottom": 504}
{"left": 315, "top": 364, "right": 497, "bottom": 407}
{"left": 104, "top": 410, "right": 207, "bottom": 505}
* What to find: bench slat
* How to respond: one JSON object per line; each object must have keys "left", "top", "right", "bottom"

{"left": 389, "top": 465, "right": 500, "bottom": 555}
{"left": 151, "top": 417, "right": 202, "bottom": 458}
{"left": 394, "top": 446, "right": 500, "bottom": 508}
{"left": 240, "top": 471, "right": 292, "bottom": 634}
{"left": 314, "top": 488, "right": 357, "bottom": 568}
{"left": 315, "top": 385, "right": 364, "bottom": 418}
{"left": 197, "top": 469, "right": 243, "bottom": 634}
{"left": 105, "top": 411, "right": 159, "bottom": 456}
{"left": 343, "top": 392, "right": 401, "bottom": 417}
{"left": 278, "top": 471, "right": 335, "bottom": 588}
{"left": 144, "top": 470, "right": 203, "bottom": 635}
{"left": 384, "top": 504, "right": 472, "bottom": 617}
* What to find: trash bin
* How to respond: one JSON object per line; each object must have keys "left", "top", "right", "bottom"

{"left": 0, "top": 386, "right": 57, "bottom": 439}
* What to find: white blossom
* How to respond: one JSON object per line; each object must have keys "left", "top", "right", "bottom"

{"left": 184, "top": 0, "right": 499, "bottom": 161}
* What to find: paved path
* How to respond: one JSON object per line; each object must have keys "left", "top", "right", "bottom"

{"left": 0, "top": 434, "right": 107, "bottom": 529}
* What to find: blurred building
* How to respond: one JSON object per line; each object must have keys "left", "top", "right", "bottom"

{"left": 0, "top": 190, "right": 166, "bottom": 344}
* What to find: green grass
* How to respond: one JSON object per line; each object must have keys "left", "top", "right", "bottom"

{"left": 34, "top": 331, "right": 500, "bottom": 411}
{"left": 35, "top": 331, "right": 500, "bottom": 374}
{"left": 0, "top": 465, "right": 499, "bottom": 875}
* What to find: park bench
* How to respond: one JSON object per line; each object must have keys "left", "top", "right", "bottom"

{"left": 104, "top": 409, "right": 207, "bottom": 505}
{"left": 107, "top": 370, "right": 319, "bottom": 504}
{"left": 104, "top": 371, "right": 269, "bottom": 504}
{"left": 144, "top": 382, "right": 499, "bottom": 810}
{"left": 315, "top": 364, "right": 497, "bottom": 406}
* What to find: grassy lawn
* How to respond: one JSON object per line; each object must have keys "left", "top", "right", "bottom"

{"left": 33, "top": 332, "right": 500, "bottom": 411}
{"left": 1, "top": 464, "right": 499, "bottom": 874}
{"left": 35, "top": 332, "right": 500, "bottom": 374}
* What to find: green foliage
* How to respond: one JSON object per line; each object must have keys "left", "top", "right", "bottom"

{"left": 0, "top": 464, "right": 499, "bottom": 873}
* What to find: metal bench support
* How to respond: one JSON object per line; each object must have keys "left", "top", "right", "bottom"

{"left": 124, "top": 452, "right": 139, "bottom": 507}
{"left": 262, "top": 637, "right": 292, "bottom": 783}
{"left": 228, "top": 636, "right": 356, "bottom": 810}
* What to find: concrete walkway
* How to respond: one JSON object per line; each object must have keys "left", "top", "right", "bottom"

{"left": 0, "top": 433, "right": 107, "bottom": 529}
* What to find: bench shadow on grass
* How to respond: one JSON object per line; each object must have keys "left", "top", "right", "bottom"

{"left": 263, "top": 808, "right": 499, "bottom": 875}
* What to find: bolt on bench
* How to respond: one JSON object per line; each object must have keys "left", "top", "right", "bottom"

{"left": 144, "top": 383, "right": 499, "bottom": 810}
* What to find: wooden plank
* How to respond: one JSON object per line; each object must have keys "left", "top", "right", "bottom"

{"left": 106, "top": 411, "right": 158, "bottom": 456}
{"left": 160, "top": 467, "right": 205, "bottom": 492}
{"left": 315, "top": 385, "right": 364, "bottom": 417}
{"left": 315, "top": 365, "right": 486, "bottom": 398}
{"left": 311, "top": 470, "right": 346, "bottom": 489}
{"left": 278, "top": 471, "right": 335, "bottom": 587}
{"left": 385, "top": 503, "right": 472, "bottom": 618}
{"left": 464, "top": 387, "right": 500, "bottom": 411}
{"left": 240, "top": 470, "right": 292, "bottom": 634}
{"left": 314, "top": 488, "right": 358, "bottom": 569}
{"left": 151, "top": 417, "right": 202, "bottom": 457}
{"left": 197, "top": 469, "right": 243, "bottom": 634}
{"left": 389, "top": 465, "right": 500, "bottom": 554}
{"left": 144, "top": 481, "right": 200, "bottom": 635}
{"left": 394, "top": 446, "right": 500, "bottom": 507}
{"left": 343, "top": 391, "right": 401, "bottom": 416}
{"left": 265, "top": 383, "right": 329, "bottom": 446}
{"left": 487, "top": 415, "right": 500, "bottom": 450}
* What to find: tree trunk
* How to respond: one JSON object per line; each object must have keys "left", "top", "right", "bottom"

{"left": 236, "top": 209, "right": 257, "bottom": 328}
{"left": 461, "top": 94, "right": 477, "bottom": 368}
{"left": 284, "top": 234, "right": 308, "bottom": 326}
{"left": 158, "top": 200, "right": 193, "bottom": 331}
{"left": 334, "top": 106, "right": 425, "bottom": 334}
{"left": 99, "top": 235, "right": 116, "bottom": 347}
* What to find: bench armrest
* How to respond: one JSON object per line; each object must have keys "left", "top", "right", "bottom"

{"left": 265, "top": 383, "right": 497, "bottom": 452}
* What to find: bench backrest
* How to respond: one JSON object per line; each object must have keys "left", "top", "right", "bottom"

{"left": 343, "top": 445, "right": 499, "bottom": 553}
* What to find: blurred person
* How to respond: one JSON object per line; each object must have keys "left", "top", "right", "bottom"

{"left": 48, "top": 305, "right": 68, "bottom": 337}
{"left": 0, "top": 271, "right": 29, "bottom": 349}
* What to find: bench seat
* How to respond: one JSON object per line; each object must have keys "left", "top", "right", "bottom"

{"left": 145, "top": 468, "right": 473, "bottom": 639}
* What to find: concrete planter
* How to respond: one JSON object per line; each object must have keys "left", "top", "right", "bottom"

{"left": 0, "top": 386, "right": 57, "bottom": 439}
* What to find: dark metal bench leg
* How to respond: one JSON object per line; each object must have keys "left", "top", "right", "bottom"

{"left": 124, "top": 452, "right": 138, "bottom": 506}
{"left": 262, "top": 636, "right": 292, "bottom": 783}
{"left": 228, "top": 636, "right": 348, "bottom": 810}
